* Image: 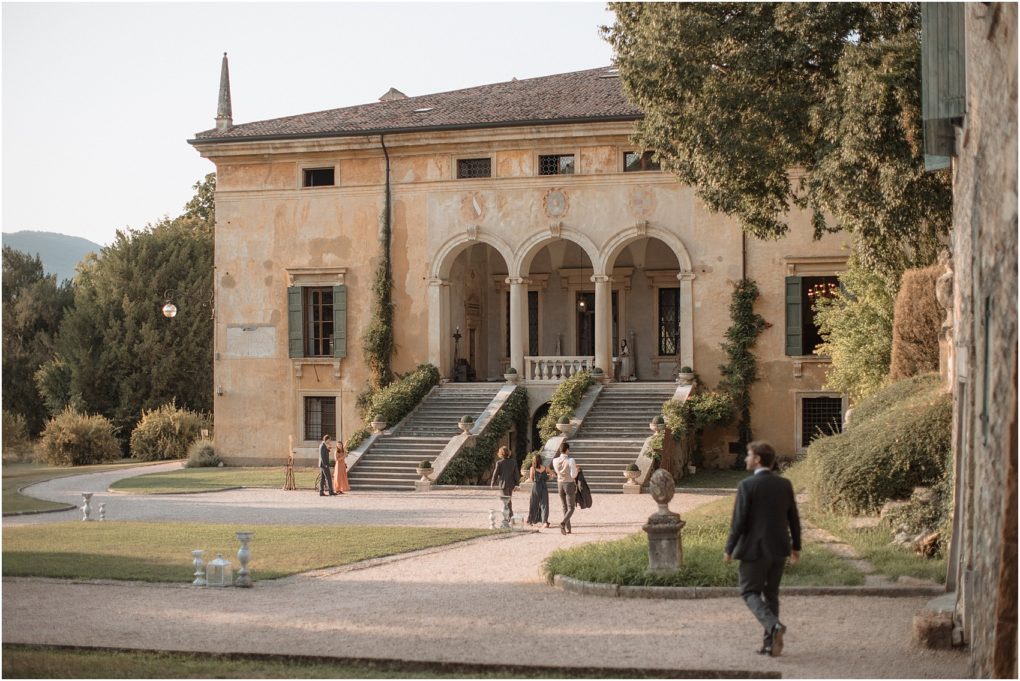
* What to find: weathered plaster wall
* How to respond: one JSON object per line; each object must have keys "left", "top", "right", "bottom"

{"left": 950, "top": 5, "right": 1017, "bottom": 677}
{"left": 201, "top": 122, "right": 851, "bottom": 463}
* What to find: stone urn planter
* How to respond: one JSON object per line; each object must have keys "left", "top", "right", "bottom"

{"left": 416, "top": 460, "right": 433, "bottom": 482}
{"left": 370, "top": 417, "right": 387, "bottom": 433}
{"left": 676, "top": 366, "right": 695, "bottom": 386}
{"left": 687, "top": 465, "right": 696, "bottom": 475}
{"left": 555, "top": 416, "right": 573, "bottom": 436}
{"left": 458, "top": 415, "right": 475, "bottom": 434}
{"left": 624, "top": 465, "right": 641, "bottom": 485}
{"left": 649, "top": 415, "right": 665, "bottom": 433}
{"left": 504, "top": 367, "right": 518, "bottom": 383}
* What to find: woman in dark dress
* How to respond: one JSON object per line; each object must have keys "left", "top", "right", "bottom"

{"left": 527, "top": 453, "right": 551, "bottom": 528}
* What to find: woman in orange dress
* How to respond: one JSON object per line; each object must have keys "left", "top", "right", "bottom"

{"left": 332, "top": 441, "right": 350, "bottom": 494}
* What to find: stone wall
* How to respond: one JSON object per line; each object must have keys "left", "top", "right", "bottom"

{"left": 950, "top": 4, "right": 1017, "bottom": 677}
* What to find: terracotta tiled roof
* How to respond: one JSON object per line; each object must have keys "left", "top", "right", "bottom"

{"left": 191, "top": 67, "right": 641, "bottom": 143}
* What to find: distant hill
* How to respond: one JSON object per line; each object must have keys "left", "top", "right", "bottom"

{"left": 2, "top": 231, "right": 102, "bottom": 283}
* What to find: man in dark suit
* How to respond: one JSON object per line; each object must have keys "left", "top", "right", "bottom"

{"left": 318, "top": 434, "right": 336, "bottom": 496}
{"left": 724, "top": 441, "right": 801, "bottom": 657}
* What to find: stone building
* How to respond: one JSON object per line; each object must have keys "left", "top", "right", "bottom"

{"left": 923, "top": 3, "right": 1017, "bottom": 677}
{"left": 189, "top": 60, "right": 849, "bottom": 466}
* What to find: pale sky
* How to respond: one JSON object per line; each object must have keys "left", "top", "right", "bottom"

{"left": 2, "top": 1, "right": 616, "bottom": 246}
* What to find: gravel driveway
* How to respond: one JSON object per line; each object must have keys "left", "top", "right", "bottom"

{"left": 3, "top": 464, "right": 969, "bottom": 677}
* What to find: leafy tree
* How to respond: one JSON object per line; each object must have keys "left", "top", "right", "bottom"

{"left": 718, "top": 279, "right": 766, "bottom": 464}
{"left": 2, "top": 246, "right": 74, "bottom": 433}
{"left": 183, "top": 173, "right": 216, "bottom": 224}
{"left": 813, "top": 256, "right": 895, "bottom": 403}
{"left": 603, "top": 2, "right": 951, "bottom": 278}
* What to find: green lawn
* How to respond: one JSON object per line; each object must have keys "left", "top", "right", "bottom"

{"left": 676, "top": 468, "right": 748, "bottom": 489}
{"left": 2, "top": 523, "right": 494, "bottom": 582}
{"left": 3, "top": 460, "right": 164, "bottom": 515}
{"left": 543, "top": 497, "right": 863, "bottom": 587}
{"left": 0, "top": 645, "right": 709, "bottom": 679}
{"left": 110, "top": 466, "right": 321, "bottom": 494}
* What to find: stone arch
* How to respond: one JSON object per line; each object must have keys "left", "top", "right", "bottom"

{"left": 598, "top": 224, "right": 694, "bottom": 274}
{"left": 515, "top": 228, "right": 601, "bottom": 277}
{"left": 430, "top": 231, "right": 515, "bottom": 280}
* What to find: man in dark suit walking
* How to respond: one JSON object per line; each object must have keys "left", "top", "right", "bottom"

{"left": 724, "top": 441, "right": 801, "bottom": 657}
{"left": 318, "top": 434, "right": 336, "bottom": 496}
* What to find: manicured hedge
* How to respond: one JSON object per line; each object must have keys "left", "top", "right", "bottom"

{"left": 363, "top": 363, "right": 440, "bottom": 427}
{"left": 438, "top": 385, "right": 528, "bottom": 485}
{"left": 805, "top": 374, "right": 951, "bottom": 515}
{"left": 537, "top": 371, "right": 595, "bottom": 443}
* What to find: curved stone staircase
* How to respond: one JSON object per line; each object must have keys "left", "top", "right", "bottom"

{"left": 347, "top": 383, "right": 503, "bottom": 492}
{"left": 567, "top": 382, "right": 676, "bottom": 494}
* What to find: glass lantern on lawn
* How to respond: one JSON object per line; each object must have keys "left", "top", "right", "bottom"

{"left": 206, "top": 553, "right": 233, "bottom": 587}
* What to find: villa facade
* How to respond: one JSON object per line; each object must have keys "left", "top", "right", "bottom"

{"left": 190, "top": 62, "right": 849, "bottom": 465}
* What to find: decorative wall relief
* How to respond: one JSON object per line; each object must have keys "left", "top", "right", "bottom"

{"left": 629, "top": 187, "right": 656, "bottom": 221}
{"left": 460, "top": 192, "right": 486, "bottom": 222}
{"left": 544, "top": 189, "right": 569, "bottom": 218}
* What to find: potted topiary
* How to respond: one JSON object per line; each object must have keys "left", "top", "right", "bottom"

{"left": 555, "top": 415, "right": 573, "bottom": 435}
{"left": 677, "top": 366, "right": 695, "bottom": 386}
{"left": 416, "top": 459, "right": 433, "bottom": 481}
{"left": 649, "top": 414, "right": 666, "bottom": 433}
{"left": 458, "top": 415, "right": 475, "bottom": 434}
{"left": 504, "top": 367, "right": 518, "bottom": 383}
{"left": 624, "top": 462, "right": 641, "bottom": 484}
{"left": 370, "top": 415, "right": 387, "bottom": 433}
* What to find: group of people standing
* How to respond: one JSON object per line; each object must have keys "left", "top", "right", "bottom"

{"left": 317, "top": 434, "right": 350, "bottom": 496}
{"left": 491, "top": 441, "right": 589, "bottom": 535}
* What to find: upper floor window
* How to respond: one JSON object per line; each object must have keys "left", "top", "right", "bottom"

{"left": 288, "top": 284, "right": 347, "bottom": 359}
{"left": 624, "top": 151, "right": 661, "bottom": 172}
{"left": 303, "top": 167, "right": 335, "bottom": 187}
{"left": 457, "top": 158, "right": 491, "bottom": 179}
{"left": 539, "top": 154, "right": 575, "bottom": 175}
{"left": 785, "top": 275, "right": 839, "bottom": 356}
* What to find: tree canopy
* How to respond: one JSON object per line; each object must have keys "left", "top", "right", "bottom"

{"left": 37, "top": 175, "right": 215, "bottom": 447}
{"left": 604, "top": 2, "right": 951, "bottom": 278}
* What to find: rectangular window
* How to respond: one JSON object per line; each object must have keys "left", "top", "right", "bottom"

{"left": 658, "top": 288, "right": 681, "bottom": 355}
{"left": 304, "top": 287, "right": 334, "bottom": 357}
{"left": 624, "top": 151, "right": 661, "bottom": 172}
{"left": 456, "top": 158, "right": 491, "bottom": 179}
{"left": 538, "top": 154, "right": 575, "bottom": 175}
{"left": 303, "top": 167, "right": 335, "bottom": 187}
{"left": 801, "top": 396, "right": 843, "bottom": 447}
{"left": 304, "top": 396, "right": 336, "bottom": 441}
{"left": 785, "top": 275, "right": 839, "bottom": 355}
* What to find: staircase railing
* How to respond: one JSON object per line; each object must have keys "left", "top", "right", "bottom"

{"left": 633, "top": 383, "right": 695, "bottom": 487}
{"left": 430, "top": 383, "right": 519, "bottom": 482}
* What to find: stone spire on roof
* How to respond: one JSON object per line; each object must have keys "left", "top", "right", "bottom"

{"left": 216, "top": 52, "right": 233, "bottom": 133}
{"left": 378, "top": 87, "right": 408, "bottom": 102}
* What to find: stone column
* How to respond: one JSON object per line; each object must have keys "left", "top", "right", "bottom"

{"left": 428, "top": 278, "right": 451, "bottom": 378}
{"left": 678, "top": 271, "right": 696, "bottom": 370}
{"left": 507, "top": 276, "right": 526, "bottom": 377}
{"left": 593, "top": 274, "right": 613, "bottom": 375}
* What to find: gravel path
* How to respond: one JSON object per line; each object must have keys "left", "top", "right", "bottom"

{"left": 3, "top": 465, "right": 969, "bottom": 677}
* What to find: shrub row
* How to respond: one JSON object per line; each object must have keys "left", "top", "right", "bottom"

{"left": 805, "top": 373, "right": 951, "bottom": 515}
{"left": 346, "top": 363, "right": 441, "bottom": 451}
{"left": 537, "top": 371, "right": 595, "bottom": 443}
{"left": 438, "top": 386, "right": 529, "bottom": 485}
{"left": 130, "top": 402, "right": 210, "bottom": 462}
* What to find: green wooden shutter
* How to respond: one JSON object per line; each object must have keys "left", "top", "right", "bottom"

{"left": 332, "top": 284, "right": 347, "bottom": 358}
{"left": 785, "top": 276, "right": 803, "bottom": 356}
{"left": 287, "top": 286, "right": 304, "bottom": 358}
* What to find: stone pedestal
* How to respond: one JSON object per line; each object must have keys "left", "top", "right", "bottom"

{"left": 499, "top": 495, "right": 512, "bottom": 529}
{"left": 642, "top": 469, "right": 685, "bottom": 573}
{"left": 415, "top": 479, "right": 433, "bottom": 493}
{"left": 623, "top": 481, "right": 643, "bottom": 494}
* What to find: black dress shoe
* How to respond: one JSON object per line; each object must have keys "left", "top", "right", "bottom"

{"left": 559, "top": 523, "right": 566, "bottom": 535}
{"left": 769, "top": 623, "right": 786, "bottom": 657}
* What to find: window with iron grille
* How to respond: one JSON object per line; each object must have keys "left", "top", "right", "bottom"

{"left": 624, "top": 151, "right": 661, "bottom": 172}
{"left": 304, "top": 287, "right": 334, "bottom": 356}
{"left": 538, "top": 154, "right": 575, "bottom": 175}
{"left": 658, "top": 288, "right": 681, "bottom": 355}
{"left": 457, "top": 158, "right": 491, "bottom": 179}
{"left": 801, "top": 396, "right": 843, "bottom": 447}
{"left": 303, "top": 167, "right": 335, "bottom": 187}
{"left": 304, "top": 396, "right": 336, "bottom": 441}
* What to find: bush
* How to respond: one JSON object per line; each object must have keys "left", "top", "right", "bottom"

{"left": 361, "top": 364, "right": 440, "bottom": 427}
{"left": 130, "top": 402, "right": 210, "bottom": 462}
{"left": 184, "top": 439, "right": 221, "bottom": 468}
{"left": 889, "top": 265, "right": 942, "bottom": 380}
{"left": 805, "top": 374, "right": 951, "bottom": 515}
{"left": 345, "top": 427, "right": 371, "bottom": 451}
{"left": 37, "top": 407, "right": 121, "bottom": 466}
{"left": 537, "top": 371, "right": 594, "bottom": 442}
{"left": 2, "top": 410, "right": 32, "bottom": 462}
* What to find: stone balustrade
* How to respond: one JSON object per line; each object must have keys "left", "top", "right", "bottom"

{"left": 524, "top": 355, "right": 596, "bottom": 382}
